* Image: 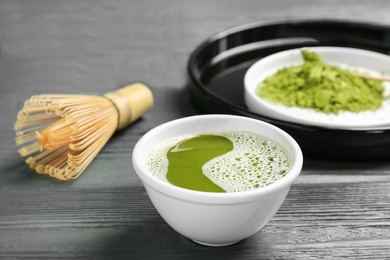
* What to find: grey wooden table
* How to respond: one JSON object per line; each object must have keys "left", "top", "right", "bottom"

{"left": 1, "top": 1, "right": 390, "bottom": 259}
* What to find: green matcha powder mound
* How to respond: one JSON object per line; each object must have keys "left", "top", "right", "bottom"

{"left": 256, "top": 50, "right": 385, "bottom": 114}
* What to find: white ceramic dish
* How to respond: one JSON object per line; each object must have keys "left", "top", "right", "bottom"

{"left": 132, "top": 115, "right": 303, "bottom": 246}
{"left": 244, "top": 47, "right": 390, "bottom": 129}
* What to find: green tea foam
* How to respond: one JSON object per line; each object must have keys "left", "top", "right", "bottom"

{"left": 147, "top": 131, "right": 291, "bottom": 192}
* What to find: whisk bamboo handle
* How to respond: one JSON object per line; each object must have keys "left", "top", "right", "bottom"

{"left": 104, "top": 83, "right": 154, "bottom": 130}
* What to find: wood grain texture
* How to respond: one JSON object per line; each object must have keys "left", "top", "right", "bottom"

{"left": 1, "top": 0, "right": 390, "bottom": 259}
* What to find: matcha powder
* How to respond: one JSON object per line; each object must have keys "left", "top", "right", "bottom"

{"left": 257, "top": 50, "right": 385, "bottom": 114}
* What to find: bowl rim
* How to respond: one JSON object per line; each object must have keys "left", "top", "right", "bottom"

{"left": 132, "top": 114, "right": 303, "bottom": 204}
{"left": 243, "top": 46, "right": 390, "bottom": 129}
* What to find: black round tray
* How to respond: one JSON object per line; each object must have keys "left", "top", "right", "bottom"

{"left": 187, "top": 19, "right": 390, "bottom": 161}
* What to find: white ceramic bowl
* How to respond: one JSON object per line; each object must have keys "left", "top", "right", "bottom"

{"left": 244, "top": 47, "right": 390, "bottom": 129}
{"left": 132, "top": 115, "right": 303, "bottom": 246}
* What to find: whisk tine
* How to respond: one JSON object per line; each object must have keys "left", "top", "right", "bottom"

{"left": 14, "top": 83, "right": 153, "bottom": 181}
{"left": 18, "top": 142, "right": 41, "bottom": 157}
{"left": 29, "top": 146, "right": 68, "bottom": 167}
{"left": 21, "top": 113, "right": 61, "bottom": 123}
{"left": 15, "top": 124, "right": 51, "bottom": 137}
{"left": 15, "top": 131, "right": 38, "bottom": 145}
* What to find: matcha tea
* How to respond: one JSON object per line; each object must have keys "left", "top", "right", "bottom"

{"left": 147, "top": 131, "right": 291, "bottom": 193}
{"left": 257, "top": 50, "right": 384, "bottom": 114}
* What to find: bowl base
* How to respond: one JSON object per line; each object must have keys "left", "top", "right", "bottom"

{"left": 192, "top": 239, "right": 241, "bottom": 247}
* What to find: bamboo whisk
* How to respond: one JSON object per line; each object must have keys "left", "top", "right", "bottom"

{"left": 14, "top": 83, "right": 153, "bottom": 181}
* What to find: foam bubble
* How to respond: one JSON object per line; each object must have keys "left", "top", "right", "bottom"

{"left": 146, "top": 132, "right": 291, "bottom": 192}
